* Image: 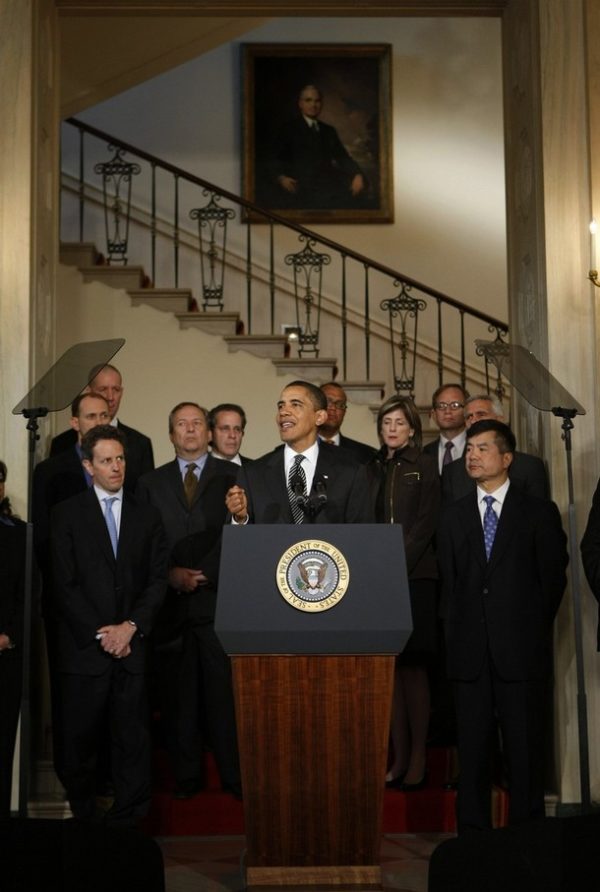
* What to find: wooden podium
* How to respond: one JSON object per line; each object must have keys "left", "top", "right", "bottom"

{"left": 216, "top": 525, "right": 412, "bottom": 888}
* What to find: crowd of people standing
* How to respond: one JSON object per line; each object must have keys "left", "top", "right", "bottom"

{"left": 1, "top": 365, "right": 587, "bottom": 838}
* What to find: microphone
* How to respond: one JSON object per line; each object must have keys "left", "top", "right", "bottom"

{"left": 290, "top": 473, "right": 308, "bottom": 509}
{"left": 314, "top": 475, "right": 328, "bottom": 508}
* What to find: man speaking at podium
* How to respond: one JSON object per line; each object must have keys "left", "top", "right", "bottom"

{"left": 226, "top": 380, "right": 372, "bottom": 525}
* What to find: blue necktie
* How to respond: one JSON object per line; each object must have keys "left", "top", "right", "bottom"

{"left": 483, "top": 495, "right": 498, "bottom": 560}
{"left": 104, "top": 496, "right": 119, "bottom": 557}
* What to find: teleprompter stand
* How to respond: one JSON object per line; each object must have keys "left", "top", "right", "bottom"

{"left": 215, "top": 524, "right": 412, "bottom": 888}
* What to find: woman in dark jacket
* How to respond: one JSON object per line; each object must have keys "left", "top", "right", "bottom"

{"left": 368, "top": 396, "right": 440, "bottom": 790}
{"left": 0, "top": 460, "right": 26, "bottom": 817}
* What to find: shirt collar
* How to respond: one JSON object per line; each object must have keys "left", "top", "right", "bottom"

{"left": 93, "top": 484, "right": 124, "bottom": 503}
{"left": 176, "top": 453, "right": 208, "bottom": 476}
{"left": 477, "top": 477, "right": 510, "bottom": 507}
{"left": 284, "top": 441, "right": 319, "bottom": 472}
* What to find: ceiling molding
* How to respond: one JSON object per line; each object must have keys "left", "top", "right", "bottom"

{"left": 56, "top": 1, "right": 507, "bottom": 18}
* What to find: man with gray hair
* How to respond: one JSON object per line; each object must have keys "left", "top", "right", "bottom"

{"left": 441, "top": 394, "right": 549, "bottom": 503}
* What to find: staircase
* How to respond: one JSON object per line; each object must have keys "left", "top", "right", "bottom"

{"left": 60, "top": 117, "right": 510, "bottom": 419}
{"left": 59, "top": 241, "right": 387, "bottom": 402}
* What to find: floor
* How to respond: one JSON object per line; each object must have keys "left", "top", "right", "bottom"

{"left": 157, "top": 833, "right": 452, "bottom": 892}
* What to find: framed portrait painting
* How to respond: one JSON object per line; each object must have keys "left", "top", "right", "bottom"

{"left": 242, "top": 44, "right": 393, "bottom": 224}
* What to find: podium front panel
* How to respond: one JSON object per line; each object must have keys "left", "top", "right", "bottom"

{"left": 215, "top": 523, "right": 412, "bottom": 655}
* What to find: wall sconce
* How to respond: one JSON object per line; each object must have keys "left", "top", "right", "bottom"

{"left": 589, "top": 219, "right": 599, "bottom": 287}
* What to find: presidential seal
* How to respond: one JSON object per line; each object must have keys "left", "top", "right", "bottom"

{"left": 276, "top": 539, "right": 350, "bottom": 612}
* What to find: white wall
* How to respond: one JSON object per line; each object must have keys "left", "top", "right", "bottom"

{"left": 65, "top": 16, "right": 506, "bottom": 321}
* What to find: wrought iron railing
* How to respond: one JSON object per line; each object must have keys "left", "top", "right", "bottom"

{"left": 60, "top": 117, "right": 508, "bottom": 400}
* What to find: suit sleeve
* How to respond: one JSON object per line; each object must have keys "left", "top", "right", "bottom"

{"left": 127, "top": 509, "right": 169, "bottom": 636}
{"left": 138, "top": 435, "right": 155, "bottom": 477}
{"left": 518, "top": 454, "right": 550, "bottom": 500}
{"left": 581, "top": 479, "right": 600, "bottom": 602}
{"left": 50, "top": 503, "right": 104, "bottom": 648}
{"left": 343, "top": 464, "right": 375, "bottom": 523}
{"left": 435, "top": 505, "right": 458, "bottom": 620}
{"left": 403, "top": 457, "right": 440, "bottom": 574}
{"left": 536, "top": 499, "right": 568, "bottom": 621}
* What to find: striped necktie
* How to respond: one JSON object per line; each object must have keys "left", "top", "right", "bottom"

{"left": 287, "top": 455, "right": 307, "bottom": 524}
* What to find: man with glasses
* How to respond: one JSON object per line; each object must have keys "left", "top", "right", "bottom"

{"left": 423, "top": 383, "right": 469, "bottom": 474}
{"left": 318, "top": 382, "right": 376, "bottom": 464}
{"left": 442, "top": 394, "right": 549, "bottom": 503}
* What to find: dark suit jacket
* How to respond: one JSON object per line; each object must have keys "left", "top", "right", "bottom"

{"left": 32, "top": 447, "right": 90, "bottom": 585}
{"left": 267, "top": 117, "right": 365, "bottom": 210}
{"left": 0, "top": 518, "right": 26, "bottom": 647}
{"left": 441, "top": 450, "right": 550, "bottom": 504}
{"left": 50, "top": 422, "right": 154, "bottom": 492}
{"left": 50, "top": 489, "right": 168, "bottom": 675}
{"left": 136, "top": 456, "right": 237, "bottom": 638}
{"left": 422, "top": 439, "right": 440, "bottom": 460}
{"left": 336, "top": 434, "right": 378, "bottom": 465}
{"left": 580, "top": 477, "right": 600, "bottom": 649}
{"left": 236, "top": 443, "right": 373, "bottom": 524}
{"left": 437, "top": 485, "right": 567, "bottom": 682}
{"left": 136, "top": 455, "right": 237, "bottom": 555}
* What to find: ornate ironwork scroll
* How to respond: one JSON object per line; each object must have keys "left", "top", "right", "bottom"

{"left": 284, "top": 238, "right": 331, "bottom": 356}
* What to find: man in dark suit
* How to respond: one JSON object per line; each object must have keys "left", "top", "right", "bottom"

{"left": 136, "top": 402, "right": 240, "bottom": 800}
{"left": 267, "top": 84, "right": 368, "bottom": 210}
{"left": 437, "top": 420, "right": 567, "bottom": 833}
{"left": 423, "top": 383, "right": 469, "bottom": 474}
{"left": 442, "top": 394, "right": 549, "bottom": 503}
{"left": 50, "top": 425, "right": 167, "bottom": 825}
{"left": 226, "top": 380, "right": 373, "bottom": 525}
{"left": 208, "top": 402, "right": 252, "bottom": 466}
{"left": 580, "top": 481, "right": 600, "bottom": 649}
{"left": 317, "top": 382, "right": 377, "bottom": 465}
{"left": 33, "top": 393, "right": 112, "bottom": 577}
{"left": 49, "top": 363, "right": 154, "bottom": 491}
{"left": 33, "top": 392, "right": 114, "bottom": 787}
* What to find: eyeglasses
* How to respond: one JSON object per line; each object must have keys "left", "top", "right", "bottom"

{"left": 326, "top": 400, "right": 347, "bottom": 410}
{"left": 434, "top": 401, "right": 464, "bottom": 411}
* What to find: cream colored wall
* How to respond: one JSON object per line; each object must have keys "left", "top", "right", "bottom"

{"left": 50, "top": 264, "right": 380, "bottom": 465}
{"left": 502, "top": 0, "right": 600, "bottom": 807}
{"left": 0, "top": 0, "right": 59, "bottom": 519}
{"left": 65, "top": 16, "right": 507, "bottom": 325}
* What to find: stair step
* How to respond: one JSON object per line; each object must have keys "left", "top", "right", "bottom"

{"left": 224, "top": 334, "right": 289, "bottom": 359}
{"left": 80, "top": 265, "right": 147, "bottom": 290}
{"left": 272, "top": 357, "right": 338, "bottom": 383}
{"left": 340, "top": 381, "right": 386, "bottom": 406}
{"left": 175, "top": 311, "right": 241, "bottom": 337}
{"left": 60, "top": 242, "right": 102, "bottom": 267}
{"left": 129, "top": 288, "right": 192, "bottom": 313}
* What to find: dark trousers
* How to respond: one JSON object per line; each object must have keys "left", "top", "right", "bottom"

{"left": 59, "top": 666, "right": 151, "bottom": 822}
{"left": 157, "top": 622, "right": 240, "bottom": 789}
{"left": 454, "top": 652, "right": 546, "bottom": 833}
{"left": 0, "top": 651, "right": 22, "bottom": 817}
